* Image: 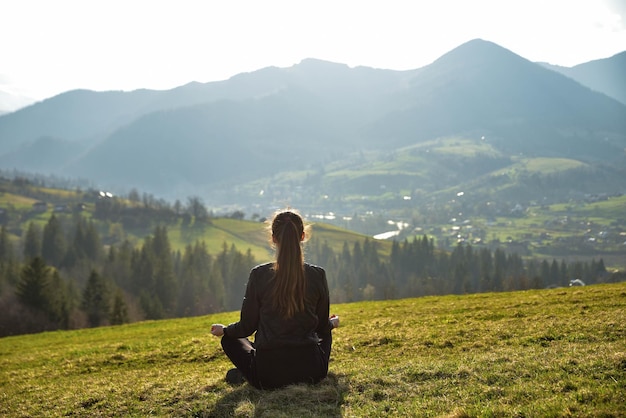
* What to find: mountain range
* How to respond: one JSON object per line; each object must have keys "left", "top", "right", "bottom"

{"left": 0, "top": 39, "right": 625, "bottom": 213}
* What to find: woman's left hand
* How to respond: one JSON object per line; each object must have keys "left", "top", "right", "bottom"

{"left": 211, "top": 324, "right": 225, "bottom": 337}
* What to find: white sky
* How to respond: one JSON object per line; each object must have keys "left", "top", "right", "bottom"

{"left": 1, "top": 0, "right": 625, "bottom": 102}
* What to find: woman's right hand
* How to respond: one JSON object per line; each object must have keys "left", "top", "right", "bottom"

{"left": 330, "top": 314, "right": 340, "bottom": 329}
{"left": 211, "top": 324, "right": 225, "bottom": 337}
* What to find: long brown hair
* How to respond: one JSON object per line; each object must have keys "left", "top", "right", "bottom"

{"left": 268, "top": 210, "right": 310, "bottom": 318}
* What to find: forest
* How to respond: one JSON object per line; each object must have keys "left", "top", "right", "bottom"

{"left": 1, "top": 201, "right": 622, "bottom": 337}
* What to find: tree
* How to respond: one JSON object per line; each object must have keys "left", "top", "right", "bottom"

{"left": 83, "top": 220, "right": 102, "bottom": 262}
{"left": 23, "top": 222, "right": 41, "bottom": 260}
{"left": 151, "top": 226, "right": 177, "bottom": 315}
{"left": 550, "top": 259, "right": 560, "bottom": 286}
{"left": 187, "top": 196, "right": 209, "bottom": 222}
{"left": 0, "top": 225, "right": 19, "bottom": 292}
{"left": 128, "top": 188, "right": 140, "bottom": 203}
{"left": 110, "top": 289, "right": 129, "bottom": 325}
{"left": 82, "top": 270, "right": 111, "bottom": 327}
{"left": 16, "top": 257, "right": 51, "bottom": 310}
{"left": 493, "top": 248, "right": 507, "bottom": 291}
{"left": 102, "top": 240, "right": 133, "bottom": 290}
{"left": 0, "top": 225, "right": 14, "bottom": 263}
{"left": 47, "top": 270, "right": 72, "bottom": 329}
{"left": 42, "top": 214, "right": 66, "bottom": 267}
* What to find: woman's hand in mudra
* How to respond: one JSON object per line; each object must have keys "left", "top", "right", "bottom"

{"left": 211, "top": 324, "right": 225, "bottom": 337}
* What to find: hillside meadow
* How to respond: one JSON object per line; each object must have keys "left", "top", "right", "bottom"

{"left": 1, "top": 282, "right": 625, "bottom": 417}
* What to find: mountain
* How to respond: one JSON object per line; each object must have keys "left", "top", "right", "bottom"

{"left": 0, "top": 136, "right": 86, "bottom": 174}
{"left": 0, "top": 39, "right": 625, "bottom": 207}
{"left": 540, "top": 51, "right": 626, "bottom": 105}
{"left": 368, "top": 40, "right": 626, "bottom": 157}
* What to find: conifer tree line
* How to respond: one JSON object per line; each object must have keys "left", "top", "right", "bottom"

{"left": 0, "top": 214, "right": 621, "bottom": 337}
{"left": 305, "top": 235, "right": 618, "bottom": 303}
{"left": 0, "top": 215, "right": 256, "bottom": 337}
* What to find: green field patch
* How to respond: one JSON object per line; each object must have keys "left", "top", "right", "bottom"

{"left": 0, "top": 192, "right": 40, "bottom": 209}
{"left": 431, "top": 137, "right": 500, "bottom": 157}
{"left": 310, "top": 222, "right": 392, "bottom": 256}
{"left": 166, "top": 220, "right": 271, "bottom": 261}
{"left": 31, "top": 186, "right": 82, "bottom": 200}
{"left": 523, "top": 157, "right": 586, "bottom": 173}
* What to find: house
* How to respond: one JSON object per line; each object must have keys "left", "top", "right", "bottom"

{"left": 32, "top": 201, "right": 47, "bottom": 212}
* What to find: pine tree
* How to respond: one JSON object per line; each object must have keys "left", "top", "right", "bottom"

{"left": 479, "top": 247, "right": 493, "bottom": 291}
{"left": 0, "top": 225, "right": 14, "bottom": 263}
{"left": 72, "top": 218, "right": 87, "bottom": 261}
{"left": 82, "top": 270, "right": 111, "bottom": 327}
{"left": 102, "top": 240, "right": 133, "bottom": 290}
{"left": 110, "top": 289, "right": 129, "bottom": 325}
{"left": 493, "top": 248, "right": 507, "bottom": 291}
{"left": 83, "top": 220, "right": 102, "bottom": 262}
{"left": 47, "top": 270, "right": 71, "bottom": 329}
{"left": 0, "top": 225, "right": 20, "bottom": 292}
{"left": 151, "top": 226, "right": 177, "bottom": 315}
{"left": 550, "top": 259, "right": 560, "bottom": 286}
{"left": 16, "top": 257, "right": 51, "bottom": 310}
{"left": 42, "top": 214, "right": 66, "bottom": 267}
{"left": 23, "top": 222, "right": 41, "bottom": 260}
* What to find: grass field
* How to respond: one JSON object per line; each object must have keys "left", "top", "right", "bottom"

{"left": 1, "top": 283, "right": 625, "bottom": 417}
{"left": 0, "top": 192, "right": 40, "bottom": 210}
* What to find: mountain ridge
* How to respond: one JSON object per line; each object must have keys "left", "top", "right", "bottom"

{"left": 0, "top": 39, "right": 624, "bottom": 206}
{"left": 540, "top": 50, "right": 626, "bottom": 105}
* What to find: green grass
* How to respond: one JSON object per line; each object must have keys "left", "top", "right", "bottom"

{"left": 310, "top": 222, "right": 391, "bottom": 256}
{"left": 167, "top": 219, "right": 272, "bottom": 261}
{"left": 551, "top": 195, "right": 626, "bottom": 220}
{"left": 0, "top": 192, "right": 40, "bottom": 210}
{"left": 522, "top": 157, "right": 586, "bottom": 174}
{"left": 2, "top": 283, "right": 625, "bottom": 417}
{"left": 429, "top": 137, "right": 500, "bottom": 157}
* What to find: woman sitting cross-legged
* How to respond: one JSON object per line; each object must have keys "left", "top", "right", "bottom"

{"left": 210, "top": 209, "right": 340, "bottom": 389}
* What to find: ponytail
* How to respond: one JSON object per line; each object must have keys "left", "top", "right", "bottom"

{"left": 269, "top": 210, "right": 308, "bottom": 318}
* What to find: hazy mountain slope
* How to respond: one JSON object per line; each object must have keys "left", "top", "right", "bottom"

{"left": 150, "top": 59, "right": 414, "bottom": 113}
{"left": 0, "top": 136, "right": 86, "bottom": 173}
{"left": 0, "top": 89, "right": 163, "bottom": 153}
{"left": 62, "top": 88, "right": 356, "bottom": 193}
{"left": 541, "top": 51, "right": 626, "bottom": 105}
{"left": 61, "top": 62, "right": 419, "bottom": 193}
{"left": 68, "top": 40, "right": 625, "bottom": 197}
{"left": 0, "top": 58, "right": 412, "bottom": 158}
{"left": 1, "top": 39, "right": 625, "bottom": 205}
{"left": 367, "top": 39, "right": 626, "bottom": 160}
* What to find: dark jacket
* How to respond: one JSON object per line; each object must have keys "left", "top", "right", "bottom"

{"left": 224, "top": 262, "right": 331, "bottom": 350}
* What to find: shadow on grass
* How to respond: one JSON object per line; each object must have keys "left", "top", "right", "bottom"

{"left": 199, "top": 373, "right": 347, "bottom": 417}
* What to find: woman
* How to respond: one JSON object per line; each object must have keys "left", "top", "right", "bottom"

{"left": 210, "top": 209, "right": 339, "bottom": 389}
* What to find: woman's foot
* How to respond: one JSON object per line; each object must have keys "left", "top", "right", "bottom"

{"left": 225, "top": 368, "right": 245, "bottom": 385}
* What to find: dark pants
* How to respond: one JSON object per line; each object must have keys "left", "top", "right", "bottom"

{"left": 221, "top": 333, "right": 332, "bottom": 390}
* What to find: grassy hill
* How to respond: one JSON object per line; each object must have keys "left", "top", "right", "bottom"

{"left": 0, "top": 179, "right": 381, "bottom": 263}
{"left": 1, "top": 283, "right": 624, "bottom": 417}
{"left": 167, "top": 218, "right": 381, "bottom": 263}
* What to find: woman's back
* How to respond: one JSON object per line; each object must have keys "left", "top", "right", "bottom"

{"left": 229, "top": 262, "right": 331, "bottom": 350}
